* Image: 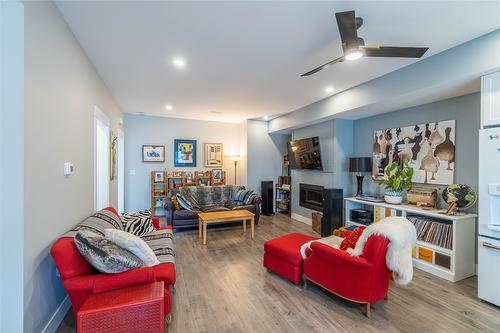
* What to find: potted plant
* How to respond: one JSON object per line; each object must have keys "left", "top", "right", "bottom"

{"left": 378, "top": 160, "right": 414, "bottom": 204}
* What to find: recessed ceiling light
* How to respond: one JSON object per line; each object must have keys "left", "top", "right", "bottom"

{"left": 172, "top": 57, "right": 186, "bottom": 68}
{"left": 324, "top": 86, "right": 335, "bottom": 94}
{"left": 165, "top": 104, "right": 173, "bottom": 111}
{"left": 263, "top": 116, "right": 269, "bottom": 120}
{"left": 345, "top": 49, "right": 364, "bottom": 61}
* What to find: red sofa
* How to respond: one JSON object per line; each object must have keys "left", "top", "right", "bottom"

{"left": 50, "top": 207, "right": 176, "bottom": 321}
{"left": 303, "top": 235, "right": 391, "bottom": 317}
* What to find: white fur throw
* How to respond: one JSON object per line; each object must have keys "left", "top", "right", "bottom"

{"left": 347, "top": 217, "right": 417, "bottom": 285}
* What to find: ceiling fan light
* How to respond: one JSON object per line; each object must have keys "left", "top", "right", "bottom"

{"left": 345, "top": 49, "right": 364, "bottom": 61}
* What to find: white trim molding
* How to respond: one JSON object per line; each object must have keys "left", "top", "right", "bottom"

{"left": 41, "top": 296, "right": 71, "bottom": 333}
{"left": 291, "top": 213, "right": 312, "bottom": 225}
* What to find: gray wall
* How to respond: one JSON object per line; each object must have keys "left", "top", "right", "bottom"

{"left": 1, "top": 1, "right": 24, "bottom": 331}
{"left": 353, "top": 93, "right": 480, "bottom": 212}
{"left": 124, "top": 114, "right": 243, "bottom": 212}
{"left": 23, "top": 2, "right": 123, "bottom": 332}
{"left": 246, "top": 120, "right": 290, "bottom": 196}
{"left": 291, "top": 119, "right": 353, "bottom": 219}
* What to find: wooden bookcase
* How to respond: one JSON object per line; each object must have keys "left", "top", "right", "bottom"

{"left": 150, "top": 171, "right": 168, "bottom": 217}
{"left": 344, "top": 197, "right": 477, "bottom": 282}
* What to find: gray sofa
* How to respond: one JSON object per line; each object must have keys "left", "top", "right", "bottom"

{"left": 165, "top": 185, "right": 262, "bottom": 230}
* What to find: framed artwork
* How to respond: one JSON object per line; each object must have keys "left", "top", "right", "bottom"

{"left": 110, "top": 134, "right": 117, "bottom": 180}
{"left": 372, "top": 120, "right": 456, "bottom": 185}
{"left": 212, "top": 168, "right": 223, "bottom": 182}
{"left": 142, "top": 145, "right": 165, "bottom": 162}
{"left": 204, "top": 143, "right": 223, "bottom": 167}
{"left": 174, "top": 139, "right": 197, "bottom": 167}
{"left": 154, "top": 171, "right": 164, "bottom": 183}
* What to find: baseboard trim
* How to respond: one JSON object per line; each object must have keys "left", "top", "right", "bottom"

{"left": 291, "top": 213, "right": 312, "bottom": 225}
{"left": 41, "top": 296, "right": 70, "bottom": 333}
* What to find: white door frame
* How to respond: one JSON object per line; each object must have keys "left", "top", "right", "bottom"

{"left": 116, "top": 128, "right": 125, "bottom": 213}
{"left": 93, "top": 105, "right": 110, "bottom": 211}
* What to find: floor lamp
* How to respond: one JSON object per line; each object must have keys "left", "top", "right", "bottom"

{"left": 230, "top": 156, "right": 241, "bottom": 184}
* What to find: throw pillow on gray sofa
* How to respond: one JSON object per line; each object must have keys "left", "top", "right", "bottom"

{"left": 74, "top": 230, "right": 144, "bottom": 273}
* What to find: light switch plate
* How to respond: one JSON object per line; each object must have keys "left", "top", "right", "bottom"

{"left": 63, "top": 162, "right": 74, "bottom": 176}
{"left": 129, "top": 169, "right": 136, "bottom": 175}
{"left": 489, "top": 184, "right": 500, "bottom": 196}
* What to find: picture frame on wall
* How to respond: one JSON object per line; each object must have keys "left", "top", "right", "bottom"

{"left": 110, "top": 134, "right": 117, "bottom": 180}
{"left": 212, "top": 168, "right": 223, "bottom": 182}
{"left": 204, "top": 143, "right": 223, "bottom": 167}
{"left": 372, "top": 120, "right": 456, "bottom": 185}
{"left": 154, "top": 171, "right": 164, "bottom": 183}
{"left": 142, "top": 145, "right": 165, "bottom": 162}
{"left": 174, "top": 139, "right": 197, "bottom": 167}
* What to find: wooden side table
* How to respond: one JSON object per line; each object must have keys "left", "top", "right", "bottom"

{"left": 77, "top": 282, "right": 164, "bottom": 333}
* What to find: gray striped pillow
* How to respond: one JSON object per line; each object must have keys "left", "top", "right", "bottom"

{"left": 121, "top": 210, "right": 155, "bottom": 236}
{"left": 176, "top": 193, "right": 193, "bottom": 210}
{"left": 234, "top": 189, "right": 257, "bottom": 204}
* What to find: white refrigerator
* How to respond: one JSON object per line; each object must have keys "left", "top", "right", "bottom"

{"left": 478, "top": 127, "right": 500, "bottom": 306}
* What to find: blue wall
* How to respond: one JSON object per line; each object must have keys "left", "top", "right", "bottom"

{"left": 246, "top": 120, "right": 290, "bottom": 197}
{"left": 353, "top": 93, "right": 480, "bottom": 211}
{"left": 291, "top": 119, "right": 353, "bottom": 219}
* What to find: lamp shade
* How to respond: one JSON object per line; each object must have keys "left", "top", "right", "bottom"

{"left": 349, "top": 157, "right": 372, "bottom": 172}
{"left": 230, "top": 156, "right": 242, "bottom": 162}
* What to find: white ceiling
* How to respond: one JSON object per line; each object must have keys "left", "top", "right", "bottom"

{"left": 55, "top": 1, "right": 500, "bottom": 123}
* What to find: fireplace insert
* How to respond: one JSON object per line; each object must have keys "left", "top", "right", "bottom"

{"left": 299, "top": 183, "right": 324, "bottom": 211}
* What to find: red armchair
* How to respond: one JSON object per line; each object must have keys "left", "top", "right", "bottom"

{"left": 302, "top": 235, "right": 391, "bottom": 317}
{"left": 50, "top": 207, "right": 176, "bottom": 321}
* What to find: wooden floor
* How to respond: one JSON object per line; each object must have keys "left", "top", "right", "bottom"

{"left": 57, "top": 214, "right": 500, "bottom": 333}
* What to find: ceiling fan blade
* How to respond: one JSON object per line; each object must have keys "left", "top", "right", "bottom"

{"left": 335, "top": 10, "right": 359, "bottom": 52}
{"left": 363, "top": 46, "right": 429, "bottom": 58}
{"left": 301, "top": 56, "right": 344, "bottom": 77}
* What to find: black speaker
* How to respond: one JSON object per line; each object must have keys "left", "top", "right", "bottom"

{"left": 321, "top": 188, "right": 343, "bottom": 237}
{"left": 261, "top": 181, "right": 274, "bottom": 216}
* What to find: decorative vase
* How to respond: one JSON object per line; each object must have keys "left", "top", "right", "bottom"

{"left": 384, "top": 190, "right": 404, "bottom": 204}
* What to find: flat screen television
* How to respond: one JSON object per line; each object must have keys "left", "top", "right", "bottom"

{"left": 287, "top": 136, "right": 323, "bottom": 170}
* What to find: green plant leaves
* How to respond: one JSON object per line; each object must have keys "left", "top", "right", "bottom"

{"left": 377, "top": 161, "right": 414, "bottom": 191}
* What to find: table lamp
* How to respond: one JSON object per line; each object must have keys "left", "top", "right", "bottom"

{"left": 349, "top": 157, "right": 372, "bottom": 197}
{"left": 230, "top": 156, "right": 242, "bottom": 184}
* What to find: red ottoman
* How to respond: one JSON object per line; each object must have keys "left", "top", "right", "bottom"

{"left": 264, "top": 233, "right": 318, "bottom": 284}
{"left": 77, "top": 282, "right": 164, "bottom": 333}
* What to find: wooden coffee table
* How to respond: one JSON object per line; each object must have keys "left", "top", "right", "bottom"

{"left": 198, "top": 210, "right": 255, "bottom": 245}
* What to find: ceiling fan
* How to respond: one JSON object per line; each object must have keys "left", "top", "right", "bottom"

{"left": 301, "top": 10, "right": 429, "bottom": 77}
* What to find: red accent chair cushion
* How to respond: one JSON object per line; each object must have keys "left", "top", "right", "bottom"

{"left": 303, "top": 235, "right": 391, "bottom": 305}
{"left": 263, "top": 233, "right": 318, "bottom": 284}
{"left": 339, "top": 226, "right": 366, "bottom": 251}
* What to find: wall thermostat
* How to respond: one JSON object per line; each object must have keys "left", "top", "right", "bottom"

{"left": 63, "top": 162, "right": 74, "bottom": 176}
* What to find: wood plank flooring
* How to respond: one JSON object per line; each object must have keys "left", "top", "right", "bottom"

{"left": 57, "top": 214, "right": 500, "bottom": 333}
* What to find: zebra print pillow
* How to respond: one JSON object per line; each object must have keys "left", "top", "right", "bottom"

{"left": 121, "top": 210, "right": 155, "bottom": 236}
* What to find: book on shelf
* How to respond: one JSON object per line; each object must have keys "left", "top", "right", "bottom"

{"left": 407, "top": 216, "right": 453, "bottom": 250}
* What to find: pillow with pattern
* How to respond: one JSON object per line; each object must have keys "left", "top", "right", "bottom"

{"left": 121, "top": 210, "right": 155, "bottom": 236}
{"left": 105, "top": 229, "right": 159, "bottom": 267}
{"left": 176, "top": 193, "right": 193, "bottom": 210}
{"left": 234, "top": 189, "right": 258, "bottom": 205}
{"left": 74, "top": 230, "right": 144, "bottom": 273}
{"left": 339, "top": 226, "right": 366, "bottom": 251}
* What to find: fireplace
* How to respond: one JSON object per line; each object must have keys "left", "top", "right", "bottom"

{"left": 299, "top": 183, "right": 324, "bottom": 211}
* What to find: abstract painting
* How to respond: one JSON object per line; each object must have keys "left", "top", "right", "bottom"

{"left": 372, "top": 120, "right": 455, "bottom": 185}
{"left": 204, "top": 143, "right": 223, "bottom": 167}
{"left": 174, "top": 139, "right": 197, "bottom": 167}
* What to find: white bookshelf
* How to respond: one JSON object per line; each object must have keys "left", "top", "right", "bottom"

{"left": 344, "top": 197, "right": 477, "bottom": 282}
